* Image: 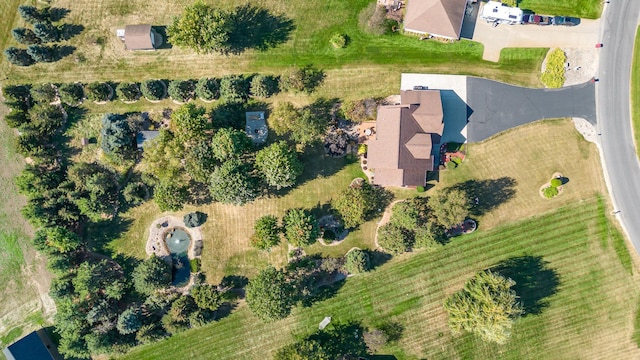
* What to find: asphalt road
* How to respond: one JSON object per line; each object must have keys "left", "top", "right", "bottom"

{"left": 466, "top": 78, "right": 596, "bottom": 142}
{"left": 597, "top": 0, "right": 640, "bottom": 252}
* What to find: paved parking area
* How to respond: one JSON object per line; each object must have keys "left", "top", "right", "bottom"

{"left": 469, "top": 3, "right": 600, "bottom": 61}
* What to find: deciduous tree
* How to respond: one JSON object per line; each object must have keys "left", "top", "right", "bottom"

{"left": 154, "top": 181, "right": 188, "bottom": 211}
{"left": 211, "top": 127, "right": 252, "bottom": 161}
{"left": 208, "top": 160, "right": 257, "bottom": 205}
{"left": 429, "top": 188, "right": 470, "bottom": 229}
{"left": 444, "top": 270, "right": 523, "bottom": 344}
{"left": 282, "top": 208, "right": 319, "bottom": 247}
{"left": 170, "top": 103, "right": 209, "bottom": 143}
{"left": 332, "top": 181, "right": 381, "bottom": 229}
{"left": 245, "top": 266, "right": 295, "bottom": 322}
{"left": 167, "top": 2, "right": 234, "bottom": 54}
{"left": 250, "top": 215, "right": 280, "bottom": 250}
{"left": 255, "top": 141, "right": 303, "bottom": 189}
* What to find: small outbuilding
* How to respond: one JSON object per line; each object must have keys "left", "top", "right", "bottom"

{"left": 137, "top": 130, "right": 160, "bottom": 149}
{"left": 2, "top": 329, "right": 63, "bottom": 360}
{"left": 245, "top": 111, "right": 268, "bottom": 144}
{"left": 119, "top": 24, "right": 163, "bottom": 51}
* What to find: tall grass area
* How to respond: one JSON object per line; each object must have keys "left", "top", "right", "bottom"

{"left": 121, "top": 198, "right": 639, "bottom": 359}
{"left": 631, "top": 26, "right": 640, "bottom": 159}
{"left": 517, "top": 0, "right": 602, "bottom": 19}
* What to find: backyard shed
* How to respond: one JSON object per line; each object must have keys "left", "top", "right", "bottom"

{"left": 246, "top": 111, "right": 268, "bottom": 144}
{"left": 122, "top": 24, "right": 162, "bottom": 50}
{"left": 404, "top": 0, "right": 468, "bottom": 39}
{"left": 2, "top": 329, "right": 63, "bottom": 360}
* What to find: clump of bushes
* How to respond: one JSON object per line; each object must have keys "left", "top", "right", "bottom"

{"left": 550, "top": 178, "right": 562, "bottom": 187}
{"left": 116, "top": 82, "right": 141, "bottom": 102}
{"left": 57, "top": 83, "right": 84, "bottom": 105}
{"left": 279, "top": 65, "right": 325, "bottom": 94}
{"left": 184, "top": 211, "right": 206, "bottom": 228}
{"left": 542, "top": 186, "right": 558, "bottom": 198}
{"left": 141, "top": 79, "right": 166, "bottom": 101}
{"left": 168, "top": 80, "right": 195, "bottom": 103}
{"left": 541, "top": 48, "right": 566, "bottom": 88}
{"left": 30, "top": 83, "right": 58, "bottom": 103}
{"left": 330, "top": 33, "right": 348, "bottom": 48}
{"left": 195, "top": 78, "right": 219, "bottom": 101}
{"left": 189, "top": 258, "right": 201, "bottom": 273}
{"left": 84, "top": 82, "right": 112, "bottom": 102}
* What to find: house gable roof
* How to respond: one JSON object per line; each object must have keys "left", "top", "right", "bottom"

{"left": 125, "top": 24, "right": 154, "bottom": 50}
{"left": 367, "top": 90, "right": 443, "bottom": 187}
{"left": 3, "top": 330, "right": 61, "bottom": 360}
{"left": 404, "top": 0, "right": 468, "bottom": 39}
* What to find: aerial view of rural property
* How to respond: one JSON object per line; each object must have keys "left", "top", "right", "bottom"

{"left": 2, "top": 0, "right": 640, "bottom": 359}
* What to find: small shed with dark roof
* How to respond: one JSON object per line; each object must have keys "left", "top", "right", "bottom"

{"left": 123, "top": 24, "right": 162, "bottom": 50}
{"left": 2, "top": 329, "right": 63, "bottom": 360}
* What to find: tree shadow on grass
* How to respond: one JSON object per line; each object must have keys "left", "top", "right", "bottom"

{"left": 228, "top": 5, "right": 295, "bottom": 54}
{"left": 367, "top": 249, "right": 392, "bottom": 270}
{"left": 450, "top": 177, "right": 517, "bottom": 217}
{"left": 492, "top": 255, "right": 560, "bottom": 316}
{"left": 83, "top": 216, "right": 134, "bottom": 258}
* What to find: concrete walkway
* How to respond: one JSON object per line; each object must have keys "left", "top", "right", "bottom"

{"left": 470, "top": 3, "right": 600, "bottom": 61}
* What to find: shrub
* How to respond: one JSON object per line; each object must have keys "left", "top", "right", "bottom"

{"left": 57, "top": 83, "right": 84, "bottom": 105}
{"left": 195, "top": 78, "right": 220, "bottom": 101}
{"left": 416, "top": 186, "right": 425, "bottom": 193}
{"left": 30, "top": 83, "right": 58, "bottom": 103}
{"left": 116, "top": 82, "right": 140, "bottom": 101}
{"left": 140, "top": 79, "right": 166, "bottom": 101}
{"left": 342, "top": 98, "right": 378, "bottom": 122}
{"left": 541, "top": 48, "right": 566, "bottom": 88}
{"left": 189, "top": 258, "right": 201, "bottom": 273}
{"left": 502, "top": 0, "right": 517, "bottom": 6}
{"left": 550, "top": 178, "right": 562, "bottom": 187}
{"left": 251, "top": 215, "right": 281, "bottom": 250}
{"left": 345, "top": 249, "right": 369, "bottom": 274}
{"left": 250, "top": 74, "right": 279, "bottom": 98}
{"left": 358, "top": 144, "right": 367, "bottom": 155}
{"left": 4, "top": 47, "right": 35, "bottom": 66}
{"left": 330, "top": 33, "right": 348, "bottom": 48}
{"left": 12, "top": 28, "right": 40, "bottom": 45}
{"left": 184, "top": 211, "right": 206, "bottom": 228}
{"left": 84, "top": 82, "right": 112, "bottom": 102}
{"left": 33, "top": 21, "right": 60, "bottom": 43}
{"left": 168, "top": 80, "right": 195, "bottom": 103}
{"left": 26, "top": 45, "right": 58, "bottom": 62}
{"left": 445, "top": 161, "right": 457, "bottom": 169}
{"left": 543, "top": 186, "right": 558, "bottom": 198}
{"left": 377, "top": 223, "right": 412, "bottom": 254}
{"left": 219, "top": 75, "right": 248, "bottom": 101}
{"left": 123, "top": 181, "right": 147, "bottom": 205}
{"left": 280, "top": 65, "right": 325, "bottom": 94}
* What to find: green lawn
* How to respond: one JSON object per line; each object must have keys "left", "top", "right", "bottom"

{"left": 120, "top": 197, "right": 639, "bottom": 359}
{"left": 1, "top": 0, "right": 546, "bottom": 87}
{"left": 517, "top": 0, "right": 602, "bottom": 18}
{"left": 632, "top": 26, "right": 640, "bottom": 158}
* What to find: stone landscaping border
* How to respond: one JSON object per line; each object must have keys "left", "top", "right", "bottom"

{"left": 146, "top": 215, "right": 203, "bottom": 259}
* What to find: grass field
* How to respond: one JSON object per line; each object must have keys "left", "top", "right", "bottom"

{"left": 0, "top": 0, "right": 548, "bottom": 88}
{"left": 631, "top": 26, "right": 640, "bottom": 158}
{"left": 518, "top": 0, "right": 602, "bottom": 18}
{"left": 120, "top": 197, "right": 639, "bottom": 359}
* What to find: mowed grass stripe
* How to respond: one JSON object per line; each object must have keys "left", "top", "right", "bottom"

{"left": 122, "top": 198, "right": 639, "bottom": 359}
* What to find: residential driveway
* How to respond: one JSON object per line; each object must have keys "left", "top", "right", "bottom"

{"left": 400, "top": 74, "right": 596, "bottom": 144}
{"left": 466, "top": 77, "right": 596, "bottom": 142}
{"left": 471, "top": 4, "right": 600, "bottom": 61}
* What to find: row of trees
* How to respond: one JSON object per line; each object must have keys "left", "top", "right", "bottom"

{"left": 250, "top": 208, "right": 319, "bottom": 250}
{"left": 4, "top": 5, "right": 81, "bottom": 66}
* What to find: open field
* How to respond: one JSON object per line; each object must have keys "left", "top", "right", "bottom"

{"left": 0, "top": 0, "right": 548, "bottom": 88}
{"left": 631, "top": 26, "right": 640, "bottom": 158}
{"left": 518, "top": 0, "right": 602, "bottom": 19}
{"left": 120, "top": 197, "right": 639, "bottom": 359}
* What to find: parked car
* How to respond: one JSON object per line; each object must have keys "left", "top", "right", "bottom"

{"left": 552, "top": 16, "right": 580, "bottom": 26}
{"left": 523, "top": 14, "right": 551, "bottom": 25}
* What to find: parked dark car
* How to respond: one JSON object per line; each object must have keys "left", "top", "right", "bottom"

{"left": 552, "top": 16, "right": 580, "bottom": 26}
{"left": 523, "top": 14, "right": 551, "bottom": 25}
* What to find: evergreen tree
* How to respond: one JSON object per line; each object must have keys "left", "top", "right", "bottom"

{"left": 4, "top": 47, "right": 35, "bottom": 66}
{"left": 12, "top": 28, "right": 41, "bottom": 45}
